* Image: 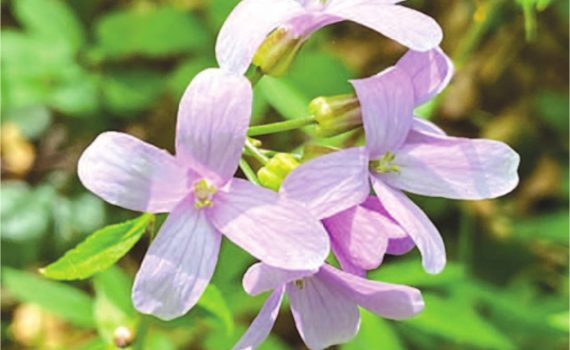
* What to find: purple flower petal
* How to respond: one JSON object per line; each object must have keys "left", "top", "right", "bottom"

{"left": 380, "top": 132, "right": 520, "bottom": 199}
{"left": 397, "top": 48, "right": 454, "bottom": 106}
{"left": 208, "top": 178, "right": 329, "bottom": 270}
{"left": 132, "top": 197, "right": 221, "bottom": 320}
{"left": 215, "top": 0, "right": 305, "bottom": 74}
{"left": 359, "top": 196, "right": 416, "bottom": 256}
{"left": 412, "top": 117, "right": 446, "bottom": 136}
{"left": 370, "top": 177, "right": 446, "bottom": 273}
{"left": 243, "top": 263, "right": 316, "bottom": 296}
{"left": 323, "top": 205, "right": 389, "bottom": 272}
{"left": 287, "top": 274, "right": 360, "bottom": 349}
{"left": 176, "top": 68, "right": 252, "bottom": 184}
{"left": 331, "top": 241, "right": 367, "bottom": 277}
{"left": 280, "top": 147, "right": 370, "bottom": 220}
{"left": 78, "top": 132, "right": 189, "bottom": 213}
{"left": 351, "top": 67, "right": 414, "bottom": 159}
{"left": 326, "top": 2, "right": 442, "bottom": 51}
{"left": 319, "top": 265, "right": 424, "bottom": 320}
{"left": 233, "top": 287, "right": 285, "bottom": 350}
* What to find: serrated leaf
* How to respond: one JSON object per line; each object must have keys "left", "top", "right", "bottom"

{"left": 95, "top": 6, "right": 209, "bottom": 59}
{"left": 2, "top": 267, "right": 95, "bottom": 327}
{"left": 41, "top": 214, "right": 155, "bottom": 280}
{"left": 13, "top": 0, "right": 85, "bottom": 53}
{"left": 198, "top": 284, "right": 234, "bottom": 335}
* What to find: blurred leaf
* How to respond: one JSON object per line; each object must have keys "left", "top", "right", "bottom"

{"left": 198, "top": 284, "right": 234, "bottom": 335}
{"left": 1, "top": 182, "right": 54, "bottom": 242}
{"left": 405, "top": 293, "right": 514, "bottom": 350}
{"left": 548, "top": 311, "right": 570, "bottom": 332}
{"left": 369, "top": 259, "right": 465, "bottom": 287}
{"left": 2, "top": 267, "right": 95, "bottom": 327}
{"left": 13, "top": 0, "right": 85, "bottom": 53}
{"left": 257, "top": 76, "right": 310, "bottom": 120}
{"left": 102, "top": 69, "right": 164, "bottom": 114}
{"left": 342, "top": 310, "right": 404, "bottom": 350}
{"left": 49, "top": 73, "right": 100, "bottom": 115}
{"left": 74, "top": 338, "right": 108, "bottom": 350}
{"left": 287, "top": 50, "right": 353, "bottom": 98}
{"left": 2, "top": 106, "right": 51, "bottom": 139}
{"left": 207, "top": 0, "right": 241, "bottom": 30}
{"left": 93, "top": 267, "right": 138, "bottom": 345}
{"left": 144, "top": 331, "right": 177, "bottom": 350}
{"left": 41, "top": 214, "right": 155, "bottom": 280}
{"left": 167, "top": 57, "right": 216, "bottom": 99}
{"left": 535, "top": 90, "right": 569, "bottom": 134}
{"left": 95, "top": 6, "right": 209, "bottom": 59}
{"left": 513, "top": 211, "right": 569, "bottom": 244}
{"left": 71, "top": 193, "right": 107, "bottom": 235}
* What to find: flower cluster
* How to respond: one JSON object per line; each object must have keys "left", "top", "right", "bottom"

{"left": 78, "top": 0, "right": 520, "bottom": 349}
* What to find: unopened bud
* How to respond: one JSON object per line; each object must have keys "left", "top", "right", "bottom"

{"left": 113, "top": 326, "right": 135, "bottom": 348}
{"left": 257, "top": 153, "right": 300, "bottom": 191}
{"left": 253, "top": 28, "right": 304, "bottom": 76}
{"left": 310, "top": 94, "right": 362, "bottom": 137}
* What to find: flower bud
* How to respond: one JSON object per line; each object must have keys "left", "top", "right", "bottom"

{"left": 253, "top": 28, "right": 304, "bottom": 76}
{"left": 113, "top": 326, "right": 135, "bottom": 348}
{"left": 310, "top": 94, "right": 363, "bottom": 137}
{"left": 257, "top": 153, "right": 300, "bottom": 191}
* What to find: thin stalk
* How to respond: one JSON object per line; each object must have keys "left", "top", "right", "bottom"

{"left": 239, "top": 158, "right": 260, "bottom": 185}
{"left": 246, "top": 66, "right": 264, "bottom": 86}
{"left": 248, "top": 116, "right": 316, "bottom": 137}
{"left": 244, "top": 139, "right": 269, "bottom": 165}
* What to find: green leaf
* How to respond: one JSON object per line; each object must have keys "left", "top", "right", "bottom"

{"left": 342, "top": 310, "right": 404, "bottom": 350}
{"left": 2, "top": 105, "right": 52, "bottom": 139}
{"left": 1, "top": 181, "right": 54, "bottom": 242}
{"left": 41, "top": 214, "right": 155, "bottom": 280}
{"left": 257, "top": 76, "right": 310, "bottom": 120}
{"left": 167, "top": 57, "right": 216, "bottom": 100}
{"left": 93, "top": 267, "right": 138, "bottom": 345}
{"left": 2, "top": 267, "right": 95, "bottom": 327}
{"left": 101, "top": 69, "right": 164, "bottom": 115}
{"left": 95, "top": 6, "right": 209, "bottom": 59}
{"left": 369, "top": 259, "right": 465, "bottom": 287}
{"left": 405, "top": 293, "right": 514, "bottom": 350}
{"left": 198, "top": 284, "right": 234, "bottom": 334}
{"left": 13, "top": 0, "right": 85, "bottom": 53}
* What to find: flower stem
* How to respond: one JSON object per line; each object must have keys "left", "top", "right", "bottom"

{"left": 246, "top": 66, "right": 264, "bottom": 86}
{"left": 248, "top": 116, "right": 316, "bottom": 137}
{"left": 239, "top": 158, "right": 260, "bottom": 185}
{"left": 244, "top": 139, "right": 269, "bottom": 165}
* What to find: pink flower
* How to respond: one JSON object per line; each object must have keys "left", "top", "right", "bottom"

{"left": 233, "top": 263, "right": 423, "bottom": 350}
{"left": 281, "top": 48, "right": 520, "bottom": 274}
{"left": 216, "top": 0, "right": 443, "bottom": 75}
{"left": 78, "top": 68, "right": 329, "bottom": 320}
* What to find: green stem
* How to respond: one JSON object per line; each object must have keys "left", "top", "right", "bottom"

{"left": 246, "top": 66, "right": 264, "bottom": 86}
{"left": 244, "top": 139, "right": 269, "bottom": 165}
{"left": 239, "top": 158, "right": 260, "bottom": 185}
{"left": 248, "top": 116, "right": 316, "bottom": 136}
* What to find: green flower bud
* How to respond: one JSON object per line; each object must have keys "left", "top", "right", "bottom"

{"left": 257, "top": 153, "right": 300, "bottom": 191}
{"left": 310, "top": 94, "right": 363, "bottom": 137}
{"left": 253, "top": 28, "right": 304, "bottom": 76}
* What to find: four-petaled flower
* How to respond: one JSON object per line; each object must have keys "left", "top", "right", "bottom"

{"left": 282, "top": 48, "right": 520, "bottom": 274}
{"left": 78, "top": 68, "right": 329, "bottom": 320}
{"left": 233, "top": 263, "right": 423, "bottom": 350}
{"left": 216, "top": 0, "right": 444, "bottom": 75}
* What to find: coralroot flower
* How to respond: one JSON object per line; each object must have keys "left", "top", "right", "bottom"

{"left": 216, "top": 0, "right": 443, "bottom": 75}
{"left": 233, "top": 263, "right": 423, "bottom": 350}
{"left": 78, "top": 68, "right": 329, "bottom": 320}
{"left": 282, "top": 48, "right": 520, "bottom": 274}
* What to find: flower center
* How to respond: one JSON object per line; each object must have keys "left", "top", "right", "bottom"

{"left": 294, "top": 279, "right": 305, "bottom": 290}
{"left": 193, "top": 179, "right": 217, "bottom": 209}
{"left": 369, "top": 151, "right": 400, "bottom": 174}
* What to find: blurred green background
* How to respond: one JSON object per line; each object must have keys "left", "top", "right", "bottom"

{"left": 1, "top": 0, "right": 568, "bottom": 349}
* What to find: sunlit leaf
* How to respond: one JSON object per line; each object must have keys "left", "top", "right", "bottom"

{"left": 2, "top": 268, "right": 95, "bottom": 327}
{"left": 41, "top": 214, "right": 155, "bottom": 280}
